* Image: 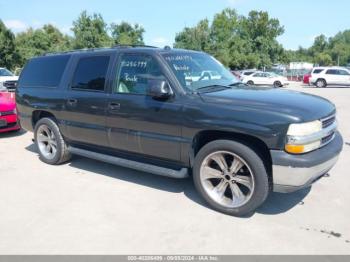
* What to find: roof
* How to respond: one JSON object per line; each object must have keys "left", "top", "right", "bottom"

{"left": 43, "top": 45, "right": 201, "bottom": 57}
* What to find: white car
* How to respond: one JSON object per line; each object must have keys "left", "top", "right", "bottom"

{"left": 185, "top": 70, "right": 222, "bottom": 82}
{"left": 0, "top": 68, "right": 18, "bottom": 91}
{"left": 310, "top": 67, "right": 350, "bottom": 88}
{"left": 242, "top": 71, "right": 289, "bottom": 88}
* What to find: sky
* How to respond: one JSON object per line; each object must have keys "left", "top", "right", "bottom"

{"left": 0, "top": 0, "right": 349, "bottom": 50}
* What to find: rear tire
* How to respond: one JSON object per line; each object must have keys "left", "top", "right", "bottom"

{"left": 247, "top": 80, "right": 254, "bottom": 86}
{"left": 34, "top": 117, "right": 71, "bottom": 165}
{"left": 193, "top": 140, "right": 269, "bottom": 217}
{"left": 316, "top": 79, "right": 327, "bottom": 88}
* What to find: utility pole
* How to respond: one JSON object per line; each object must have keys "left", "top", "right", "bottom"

{"left": 338, "top": 55, "right": 340, "bottom": 66}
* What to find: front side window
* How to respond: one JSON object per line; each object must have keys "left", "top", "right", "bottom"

{"left": 162, "top": 52, "right": 238, "bottom": 91}
{"left": 0, "top": 68, "right": 14, "bottom": 77}
{"left": 115, "top": 54, "right": 166, "bottom": 94}
{"left": 338, "top": 70, "right": 350, "bottom": 75}
{"left": 71, "top": 56, "right": 110, "bottom": 91}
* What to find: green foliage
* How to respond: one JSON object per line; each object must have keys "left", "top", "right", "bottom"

{"left": 2, "top": 8, "right": 350, "bottom": 71}
{"left": 0, "top": 20, "right": 19, "bottom": 70}
{"left": 174, "top": 8, "right": 285, "bottom": 69}
{"left": 110, "top": 22, "right": 145, "bottom": 45}
{"left": 72, "top": 11, "right": 112, "bottom": 49}
{"left": 15, "top": 24, "right": 71, "bottom": 66}
{"left": 288, "top": 30, "right": 350, "bottom": 66}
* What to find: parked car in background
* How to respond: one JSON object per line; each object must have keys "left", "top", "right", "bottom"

{"left": 16, "top": 46, "right": 342, "bottom": 216}
{"left": 242, "top": 71, "right": 289, "bottom": 88}
{"left": 0, "top": 91, "right": 20, "bottom": 133}
{"left": 303, "top": 71, "right": 312, "bottom": 85}
{"left": 0, "top": 68, "right": 19, "bottom": 92}
{"left": 239, "top": 69, "right": 256, "bottom": 80}
{"left": 310, "top": 67, "right": 350, "bottom": 88}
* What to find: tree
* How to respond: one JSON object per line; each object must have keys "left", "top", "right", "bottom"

{"left": 0, "top": 20, "right": 19, "bottom": 70}
{"left": 15, "top": 24, "right": 71, "bottom": 67}
{"left": 314, "top": 52, "right": 333, "bottom": 66}
{"left": 72, "top": 11, "right": 112, "bottom": 49}
{"left": 174, "top": 19, "right": 211, "bottom": 52}
{"left": 110, "top": 22, "right": 145, "bottom": 45}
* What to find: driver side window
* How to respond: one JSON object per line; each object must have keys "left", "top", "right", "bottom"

{"left": 115, "top": 54, "right": 166, "bottom": 95}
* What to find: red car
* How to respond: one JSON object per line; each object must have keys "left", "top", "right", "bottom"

{"left": 0, "top": 91, "right": 20, "bottom": 133}
{"left": 303, "top": 73, "right": 311, "bottom": 85}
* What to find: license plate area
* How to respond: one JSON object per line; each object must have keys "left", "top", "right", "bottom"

{"left": 0, "top": 119, "right": 7, "bottom": 127}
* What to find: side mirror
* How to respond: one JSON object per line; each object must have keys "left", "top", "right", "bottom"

{"left": 147, "top": 79, "right": 173, "bottom": 100}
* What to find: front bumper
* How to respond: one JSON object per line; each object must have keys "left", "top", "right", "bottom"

{"left": 271, "top": 131, "right": 343, "bottom": 193}
{"left": 0, "top": 115, "right": 20, "bottom": 133}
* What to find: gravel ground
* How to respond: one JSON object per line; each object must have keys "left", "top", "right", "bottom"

{"left": 0, "top": 83, "right": 349, "bottom": 254}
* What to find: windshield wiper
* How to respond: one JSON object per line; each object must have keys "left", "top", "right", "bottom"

{"left": 195, "top": 85, "right": 231, "bottom": 93}
{"left": 228, "top": 82, "right": 246, "bottom": 87}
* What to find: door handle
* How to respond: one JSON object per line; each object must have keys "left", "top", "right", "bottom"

{"left": 108, "top": 102, "right": 121, "bottom": 110}
{"left": 67, "top": 99, "right": 78, "bottom": 106}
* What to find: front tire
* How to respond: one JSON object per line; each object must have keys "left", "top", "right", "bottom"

{"left": 34, "top": 117, "right": 71, "bottom": 165}
{"left": 193, "top": 140, "right": 269, "bottom": 216}
{"left": 247, "top": 80, "right": 254, "bottom": 86}
{"left": 273, "top": 81, "right": 282, "bottom": 88}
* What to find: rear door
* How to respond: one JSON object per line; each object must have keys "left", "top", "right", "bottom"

{"left": 105, "top": 52, "right": 183, "bottom": 162}
{"left": 325, "top": 69, "right": 339, "bottom": 85}
{"left": 63, "top": 53, "right": 114, "bottom": 147}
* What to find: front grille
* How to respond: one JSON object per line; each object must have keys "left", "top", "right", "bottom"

{"left": 0, "top": 122, "right": 17, "bottom": 129}
{"left": 0, "top": 110, "right": 15, "bottom": 116}
{"left": 319, "top": 114, "right": 337, "bottom": 147}
{"left": 3, "top": 81, "right": 17, "bottom": 91}
{"left": 322, "top": 115, "right": 336, "bottom": 129}
{"left": 322, "top": 132, "right": 335, "bottom": 145}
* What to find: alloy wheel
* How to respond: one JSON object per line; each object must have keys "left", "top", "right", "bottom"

{"left": 199, "top": 151, "right": 255, "bottom": 208}
{"left": 37, "top": 125, "right": 58, "bottom": 160}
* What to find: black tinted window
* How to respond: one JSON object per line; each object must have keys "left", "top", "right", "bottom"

{"left": 326, "top": 69, "right": 338, "bottom": 75}
{"left": 19, "top": 55, "right": 70, "bottom": 87}
{"left": 115, "top": 54, "right": 165, "bottom": 94}
{"left": 72, "top": 56, "right": 110, "bottom": 91}
{"left": 313, "top": 69, "right": 324, "bottom": 74}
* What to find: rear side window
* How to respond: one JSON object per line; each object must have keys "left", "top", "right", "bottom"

{"left": 19, "top": 55, "right": 70, "bottom": 87}
{"left": 71, "top": 56, "right": 110, "bottom": 92}
{"left": 312, "top": 69, "right": 324, "bottom": 74}
{"left": 326, "top": 69, "right": 338, "bottom": 75}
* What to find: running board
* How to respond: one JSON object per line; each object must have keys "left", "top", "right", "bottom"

{"left": 68, "top": 147, "right": 189, "bottom": 179}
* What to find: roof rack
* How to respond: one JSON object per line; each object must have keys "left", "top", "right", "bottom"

{"left": 43, "top": 47, "right": 113, "bottom": 56}
{"left": 112, "top": 44, "right": 158, "bottom": 49}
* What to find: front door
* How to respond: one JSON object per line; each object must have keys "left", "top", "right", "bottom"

{"left": 106, "top": 53, "right": 183, "bottom": 162}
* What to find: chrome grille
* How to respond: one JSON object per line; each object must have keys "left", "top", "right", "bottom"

{"left": 320, "top": 114, "right": 337, "bottom": 147}
{"left": 321, "top": 114, "right": 336, "bottom": 129}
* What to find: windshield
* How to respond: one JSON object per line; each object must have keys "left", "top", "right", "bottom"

{"left": 162, "top": 52, "right": 239, "bottom": 91}
{"left": 0, "top": 68, "right": 14, "bottom": 77}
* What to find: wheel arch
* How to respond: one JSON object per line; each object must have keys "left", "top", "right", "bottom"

{"left": 32, "top": 110, "right": 57, "bottom": 128}
{"left": 190, "top": 130, "right": 272, "bottom": 187}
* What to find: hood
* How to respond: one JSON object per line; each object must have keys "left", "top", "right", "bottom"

{"left": 0, "top": 92, "right": 16, "bottom": 112}
{"left": 199, "top": 86, "right": 335, "bottom": 122}
{"left": 0, "top": 76, "right": 18, "bottom": 82}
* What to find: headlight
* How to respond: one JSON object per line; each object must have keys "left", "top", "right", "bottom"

{"left": 287, "top": 120, "right": 322, "bottom": 136}
{"left": 285, "top": 120, "right": 323, "bottom": 154}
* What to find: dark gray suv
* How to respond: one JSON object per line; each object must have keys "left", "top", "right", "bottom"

{"left": 16, "top": 46, "right": 343, "bottom": 216}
